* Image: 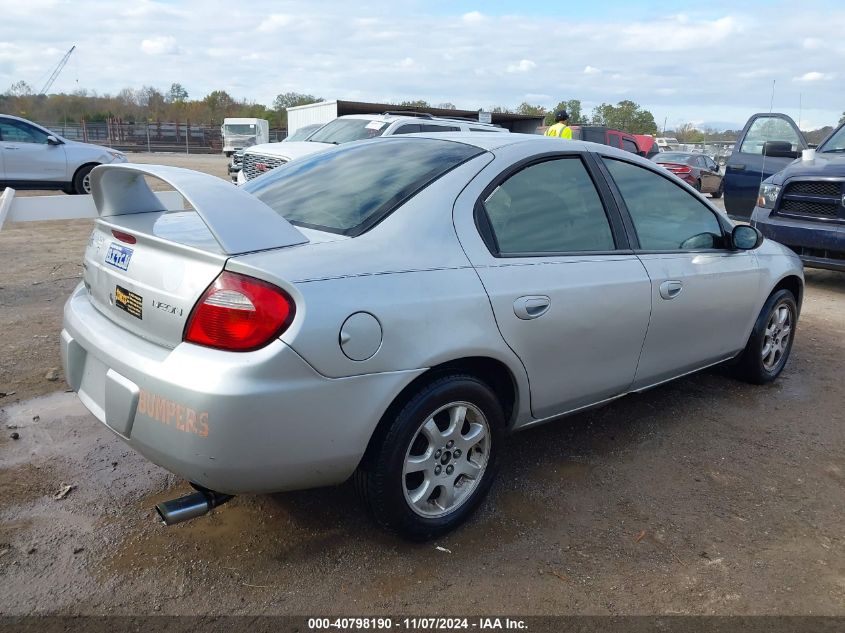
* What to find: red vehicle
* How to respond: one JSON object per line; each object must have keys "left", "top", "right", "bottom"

{"left": 653, "top": 151, "right": 724, "bottom": 198}
{"left": 568, "top": 126, "right": 657, "bottom": 157}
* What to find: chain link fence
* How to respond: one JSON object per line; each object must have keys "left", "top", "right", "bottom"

{"left": 37, "top": 119, "right": 286, "bottom": 154}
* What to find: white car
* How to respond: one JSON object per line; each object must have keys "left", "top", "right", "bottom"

{"left": 0, "top": 114, "right": 128, "bottom": 194}
{"left": 237, "top": 112, "right": 507, "bottom": 184}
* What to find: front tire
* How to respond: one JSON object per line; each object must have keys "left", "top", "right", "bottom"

{"left": 355, "top": 374, "right": 504, "bottom": 540}
{"left": 733, "top": 289, "right": 797, "bottom": 384}
{"left": 71, "top": 164, "right": 97, "bottom": 195}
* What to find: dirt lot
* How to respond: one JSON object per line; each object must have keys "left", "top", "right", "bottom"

{"left": 0, "top": 153, "right": 842, "bottom": 617}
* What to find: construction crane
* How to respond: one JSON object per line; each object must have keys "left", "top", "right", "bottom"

{"left": 39, "top": 45, "right": 76, "bottom": 95}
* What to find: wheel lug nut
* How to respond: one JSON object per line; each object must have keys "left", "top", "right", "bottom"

{"left": 434, "top": 449, "right": 442, "bottom": 459}
{"left": 434, "top": 465, "right": 442, "bottom": 475}
{"left": 446, "top": 465, "right": 454, "bottom": 475}
{"left": 453, "top": 449, "right": 462, "bottom": 458}
{"left": 446, "top": 440, "right": 454, "bottom": 448}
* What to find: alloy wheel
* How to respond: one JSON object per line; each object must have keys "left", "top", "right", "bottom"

{"left": 762, "top": 301, "right": 793, "bottom": 371}
{"left": 402, "top": 401, "right": 491, "bottom": 518}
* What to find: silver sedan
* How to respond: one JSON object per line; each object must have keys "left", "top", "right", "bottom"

{"left": 62, "top": 134, "right": 803, "bottom": 539}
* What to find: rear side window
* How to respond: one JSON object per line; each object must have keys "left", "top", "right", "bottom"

{"left": 603, "top": 158, "right": 725, "bottom": 250}
{"left": 481, "top": 157, "right": 615, "bottom": 255}
{"left": 393, "top": 124, "right": 422, "bottom": 134}
{"left": 622, "top": 138, "right": 639, "bottom": 154}
{"left": 421, "top": 124, "right": 460, "bottom": 132}
{"left": 244, "top": 138, "right": 483, "bottom": 236}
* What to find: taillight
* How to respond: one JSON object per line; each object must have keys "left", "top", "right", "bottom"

{"left": 184, "top": 272, "right": 295, "bottom": 351}
{"left": 112, "top": 229, "right": 136, "bottom": 244}
{"left": 663, "top": 163, "right": 692, "bottom": 174}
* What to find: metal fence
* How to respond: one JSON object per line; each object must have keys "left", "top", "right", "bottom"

{"left": 37, "top": 119, "right": 286, "bottom": 154}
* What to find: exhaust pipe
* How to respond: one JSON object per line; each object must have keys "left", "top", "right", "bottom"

{"left": 155, "top": 485, "right": 233, "bottom": 526}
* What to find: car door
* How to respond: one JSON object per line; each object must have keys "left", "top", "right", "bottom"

{"left": 454, "top": 150, "right": 652, "bottom": 420}
{"left": 0, "top": 118, "right": 67, "bottom": 183}
{"left": 724, "top": 113, "right": 806, "bottom": 219}
{"left": 694, "top": 155, "right": 716, "bottom": 192}
{"left": 598, "top": 156, "right": 763, "bottom": 389}
{"left": 702, "top": 155, "right": 722, "bottom": 193}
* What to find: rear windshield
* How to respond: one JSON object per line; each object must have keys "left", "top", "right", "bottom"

{"left": 655, "top": 152, "right": 692, "bottom": 163}
{"left": 243, "top": 138, "right": 484, "bottom": 235}
{"left": 307, "top": 118, "right": 390, "bottom": 144}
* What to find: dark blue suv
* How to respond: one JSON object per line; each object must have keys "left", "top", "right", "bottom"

{"left": 725, "top": 113, "right": 845, "bottom": 272}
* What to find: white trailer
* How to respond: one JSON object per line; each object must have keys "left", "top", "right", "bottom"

{"left": 285, "top": 101, "right": 341, "bottom": 135}
{"left": 221, "top": 118, "right": 269, "bottom": 156}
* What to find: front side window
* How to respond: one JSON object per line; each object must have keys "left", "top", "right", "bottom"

{"left": 603, "top": 158, "right": 725, "bottom": 251}
{"left": 481, "top": 157, "right": 615, "bottom": 255}
{"left": 244, "top": 138, "right": 483, "bottom": 235}
{"left": 739, "top": 117, "right": 802, "bottom": 155}
{"left": 817, "top": 123, "right": 845, "bottom": 153}
{"left": 0, "top": 120, "right": 48, "bottom": 144}
{"left": 622, "top": 138, "right": 638, "bottom": 154}
{"left": 307, "top": 118, "right": 390, "bottom": 144}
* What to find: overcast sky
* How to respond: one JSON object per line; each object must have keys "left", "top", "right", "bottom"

{"left": 1, "top": 0, "right": 843, "bottom": 130}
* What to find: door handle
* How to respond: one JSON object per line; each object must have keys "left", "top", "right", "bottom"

{"left": 513, "top": 295, "right": 551, "bottom": 320}
{"left": 732, "top": 164, "right": 746, "bottom": 171}
{"left": 659, "top": 280, "right": 683, "bottom": 300}
{"left": 4, "top": 146, "right": 18, "bottom": 150}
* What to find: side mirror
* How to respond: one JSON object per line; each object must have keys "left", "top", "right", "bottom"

{"left": 762, "top": 141, "right": 798, "bottom": 159}
{"left": 732, "top": 225, "right": 763, "bottom": 250}
{"left": 46, "top": 135, "right": 62, "bottom": 146}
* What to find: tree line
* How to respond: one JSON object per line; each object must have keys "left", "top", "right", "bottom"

{"left": 3, "top": 80, "right": 838, "bottom": 141}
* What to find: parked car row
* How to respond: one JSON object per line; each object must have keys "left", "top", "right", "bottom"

{"left": 235, "top": 112, "right": 508, "bottom": 184}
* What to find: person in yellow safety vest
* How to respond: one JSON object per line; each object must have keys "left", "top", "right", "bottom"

{"left": 545, "top": 110, "right": 572, "bottom": 139}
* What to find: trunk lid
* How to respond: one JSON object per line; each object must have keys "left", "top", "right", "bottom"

{"left": 82, "top": 163, "right": 308, "bottom": 348}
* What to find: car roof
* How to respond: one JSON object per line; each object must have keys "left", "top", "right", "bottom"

{"left": 338, "top": 113, "right": 502, "bottom": 129}
{"left": 407, "top": 132, "right": 630, "bottom": 155}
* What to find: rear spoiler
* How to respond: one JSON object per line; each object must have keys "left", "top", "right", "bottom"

{"left": 90, "top": 163, "right": 308, "bottom": 255}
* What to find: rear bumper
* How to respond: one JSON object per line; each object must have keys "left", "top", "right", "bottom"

{"left": 61, "top": 284, "right": 422, "bottom": 494}
{"left": 752, "top": 207, "right": 845, "bottom": 272}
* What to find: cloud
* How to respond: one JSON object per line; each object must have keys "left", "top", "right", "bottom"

{"left": 794, "top": 71, "right": 834, "bottom": 82}
{"left": 140, "top": 35, "right": 179, "bottom": 55}
{"left": 506, "top": 59, "right": 536, "bottom": 73}
{"left": 258, "top": 14, "right": 293, "bottom": 32}
{"left": 0, "top": 0, "right": 843, "bottom": 130}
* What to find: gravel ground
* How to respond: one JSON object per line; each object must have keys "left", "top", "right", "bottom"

{"left": 0, "top": 153, "right": 842, "bottom": 617}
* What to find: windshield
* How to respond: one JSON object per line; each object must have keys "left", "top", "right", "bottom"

{"left": 307, "top": 118, "right": 390, "bottom": 144}
{"left": 655, "top": 153, "right": 692, "bottom": 164}
{"left": 818, "top": 124, "right": 845, "bottom": 153}
{"left": 224, "top": 124, "right": 256, "bottom": 135}
{"left": 284, "top": 124, "right": 322, "bottom": 142}
{"left": 243, "top": 138, "right": 483, "bottom": 235}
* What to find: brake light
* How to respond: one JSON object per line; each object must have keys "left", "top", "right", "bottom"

{"left": 184, "top": 272, "right": 295, "bottom": 351}
{"left": 663, "top": 163, "right": 692, "bottom": 174}
{"left": 112, "top": 230, "right": 137, "bottom": 244}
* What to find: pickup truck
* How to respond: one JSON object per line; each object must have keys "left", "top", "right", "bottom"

{"left": 567, "top": 126, "right": 657, "bottom": 158}
{"left": 725, "top": 112, "right": 845, "bottom": 271}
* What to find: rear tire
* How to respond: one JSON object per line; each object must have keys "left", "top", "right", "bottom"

{"left": 71, "top": 164, "right": 97, "bottom": 195}
{"left": 354, "top": 374, "right": 504, "bottom": 540}
{"left": 732, "top": 289, "right": 797, "bottom": 384}
{"left": 694, "top": 178, "right": 702, "bottom": 192}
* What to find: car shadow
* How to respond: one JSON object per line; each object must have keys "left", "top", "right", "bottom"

{"left": 264, "top": 366, "right": 746, "bottom": 553}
